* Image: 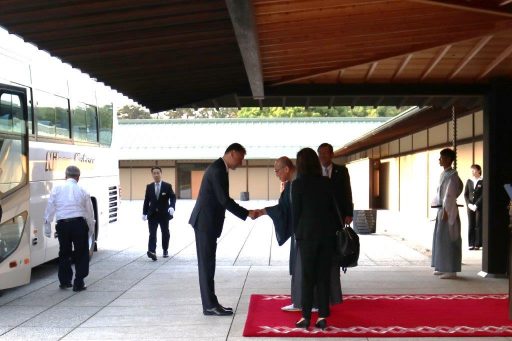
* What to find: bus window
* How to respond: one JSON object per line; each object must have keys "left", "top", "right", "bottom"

{"left": 98, "top": 103, "right": 113, "bottom": 146}
{"left": 0, "top": 213, "right": 27, "bottom": 264}
{"left": 0, "top": 94, "right": 13, "bottom": 132}
{"left": 11, "top": 95, "right": 23, "bottom": 134}
{"left": 0, "top": 92, "right": 27, "bottom": 196}
{"left": 0, "top": 138, "right": 26, "bottom": 195}
{"left": 55, "top": 98, "right": 70, "bottom": 139}
{"left": 34, "top": 91, "right": 56, "bottom": 137}
{"left": 72, "top": 103, "right": 87, "bottom": 142}
{"left": 0, "top": 93, "right": 23, "bottom": 134}
{"left": 72, "top": 102, "right": 98, "bottom": 143}
{"left": 86, "top": 105, "right": 98, "bottom": 142}
{"left": 34, "top": 91, "right": 70, "bottom": 139}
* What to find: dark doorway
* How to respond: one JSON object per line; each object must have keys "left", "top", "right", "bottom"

{"left": 177, "top": 163, "right": 208, "bottom": 199}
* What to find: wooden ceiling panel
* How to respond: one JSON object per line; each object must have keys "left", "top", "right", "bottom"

{"left": 0, "top": 1, "right": 511, "bottom": 110}
{"left": 256, "top": 0, "right": 512, "bottom": 86}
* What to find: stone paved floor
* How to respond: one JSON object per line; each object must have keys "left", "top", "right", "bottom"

{"left": 0, "top": 200, "right": 508, "bottom": 340}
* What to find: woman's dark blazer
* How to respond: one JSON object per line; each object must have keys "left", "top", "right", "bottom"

{"left": 291, "top": 174, "right": 338, "bottom": 241}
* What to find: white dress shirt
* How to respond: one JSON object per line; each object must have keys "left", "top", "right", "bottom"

{"left": 470, "top": 176, "right": 482, "bottom": 188}
{"left": 155, "top": 181, "right": 161, "bottom": 197}
{"left": 323, "top": 164, "right": 333, "bottom": 178}
{"left": 44, "top": 178, "right": 95, "bottom": 237}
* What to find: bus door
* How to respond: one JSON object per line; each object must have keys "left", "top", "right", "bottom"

{"left": 0, "top": 84, "right": 30, "bottom": 290}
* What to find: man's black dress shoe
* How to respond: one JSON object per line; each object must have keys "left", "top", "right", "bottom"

{"left": 147, "top": 251, "right": 157, "bottom": 261}
{"left": 59, "top": 283, "right": 72, "bottom": 289}
{"left": 163, "top": 250, "right": 169, "bottom": 258}
{"left": 217, "top": 304, "right": 233, "bottom": 312}
{"left": 73, "top": 285, "right": 87, "bottom": 292}
{"left": 203, "top": 307, "right": 233, "bottom": 316}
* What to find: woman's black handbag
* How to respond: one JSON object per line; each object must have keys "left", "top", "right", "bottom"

{"left": 334, "top": 224, "right": 360, "bottom": 273}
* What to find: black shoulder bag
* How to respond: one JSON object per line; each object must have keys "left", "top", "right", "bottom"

{"left": 332, "top": 201, "right": 360, "bottom": 273}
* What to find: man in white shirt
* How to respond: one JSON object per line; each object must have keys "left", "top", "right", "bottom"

{"left": 44, "top": 165, "right": 95, "bottom": 291}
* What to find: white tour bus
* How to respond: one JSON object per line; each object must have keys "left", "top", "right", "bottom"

{"left": 0, "top": 30, "right": 121, "bottom": 290}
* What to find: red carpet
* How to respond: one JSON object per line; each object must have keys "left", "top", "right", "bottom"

{"left": 243, "top": 293, "right": 512, "bottom": 337}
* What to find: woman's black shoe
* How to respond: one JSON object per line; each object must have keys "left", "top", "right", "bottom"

{"left": 295, "top": 318, "right": 310, "bottom": 329}
{"left": 315, "top": 318, "right": 327, "bottom": 330}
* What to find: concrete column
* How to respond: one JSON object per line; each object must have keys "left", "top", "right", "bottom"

{"left": 482, "top": 81, "right": 512, "bottom": 275}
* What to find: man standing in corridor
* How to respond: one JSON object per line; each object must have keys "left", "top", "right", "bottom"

{"left": 317, "top": 142, "right": 353, "bottom": 305}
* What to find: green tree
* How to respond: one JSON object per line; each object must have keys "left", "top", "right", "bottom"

{"left": 237, "top": 106, "right": 405, "bottom": 118}
{"left": 117, "top": 105, "right": 150, "bottom": 119}
{"left": 121, "top": 105, "right": 406, "bottom": 120}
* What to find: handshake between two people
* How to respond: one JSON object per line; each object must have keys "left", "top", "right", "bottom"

{"left": 248, "top": 208, "right": 266, "bottom": 220}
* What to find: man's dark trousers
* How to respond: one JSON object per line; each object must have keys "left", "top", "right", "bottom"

{"left": 56, "top": 218, "right": 89, "bottom": 287}
{"left": 148, "top": 217, "right": 170, "bottom": 253}
{"left": 194, "top": 228, "right": 218, "bottom": 310}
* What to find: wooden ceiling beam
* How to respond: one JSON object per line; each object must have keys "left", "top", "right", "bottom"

{"left": 448, "top": 35, "right": 493, "bottom": 79}
{"left": 365, "top": 62, "right": 378, "bottom": 81}
{"left": 478, "top": 42, "right": 512, "bottom": 78}
{"left": 226, "top": 0, "right": 264, "bottom": 99}
{"left": 405, "top": 0, "right": 512, "bottom": 18}
{"left": 270, "top": 32, "right": 498, "bottom": 85}
{"left": 392, "top": 54, "right": 413, "bottom": 80}
{"left": 421, "top": 45, "right": 451, "bottom": 80}
{"left": 337, "top": 70, "right": 345, "bottom": 83}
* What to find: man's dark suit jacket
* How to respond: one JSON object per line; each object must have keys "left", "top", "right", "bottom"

{"left": 331, "top": 163, "right": 354, "bottom": 219}
{"left": 291, "top": 175, "right": 338, "bottom": 241}
{"left": 143, "top": 181, "right": 176, "bottom": 220}
{"left": 464, "top": 179, "right": 483, "bottom": 209}
{"left": 189, "top": 158, "right": 248, "bottom": 238}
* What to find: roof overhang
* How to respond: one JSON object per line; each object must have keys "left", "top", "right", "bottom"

{"left": 0, "top": 1, "right": 511, "bottom": 111}
{"left": 335, "top": 105, "right": 479, "bottom": 157}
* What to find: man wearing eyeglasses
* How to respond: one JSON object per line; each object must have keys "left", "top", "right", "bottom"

{"left": 258, "top": 157, "right": 305, "bottom": 311}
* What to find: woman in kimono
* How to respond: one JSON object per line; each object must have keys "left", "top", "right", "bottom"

{"left": 431, "top": 148, "right": 463, "bottom": 279}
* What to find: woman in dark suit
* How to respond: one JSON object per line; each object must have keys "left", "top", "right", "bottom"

{"left": 292, "top": 148, "right": 338, "bottom": 330}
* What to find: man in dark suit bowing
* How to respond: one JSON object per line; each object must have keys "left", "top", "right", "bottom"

{"left": 189, "top": 143, "right": 259, "bottom": 316}
{"left": 142, "top": 166, "right": 176, "bottom": 261}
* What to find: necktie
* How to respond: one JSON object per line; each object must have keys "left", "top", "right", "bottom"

{"left": 155, "top": 183, "right": 160, "bottom": 197}
{"left": 323, "top": 166, "right": 329, "bottom": 177}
